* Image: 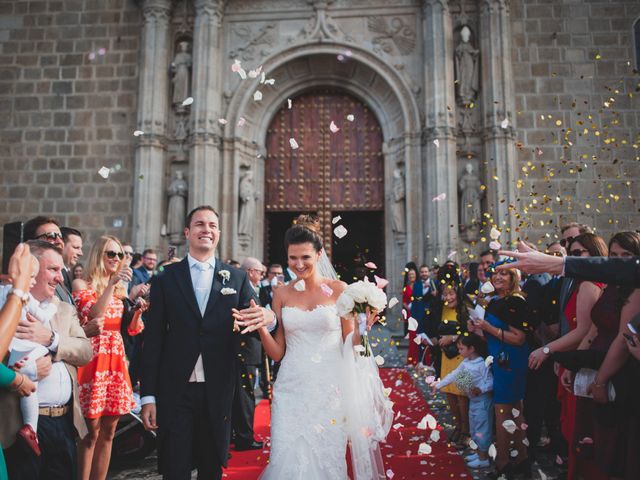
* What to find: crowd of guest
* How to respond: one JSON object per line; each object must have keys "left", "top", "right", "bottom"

{"left": 0, "top": 215, "right": 284, "bottom": 480}
{"left": 403, "top": 222, "right": 640, "bottom": 479}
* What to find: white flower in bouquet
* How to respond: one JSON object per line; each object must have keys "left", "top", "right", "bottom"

{"left": 336, "top": 292, "right": 355, "bottom": 317}
{"left": 368, "top": 286, "right": 387, "bottom": 311}
{"left": 346, "top": 281, "right": 368, "bottom": 303}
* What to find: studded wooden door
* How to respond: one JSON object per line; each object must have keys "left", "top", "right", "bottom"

{"left": 265, "top": 89, "right": 385, "bottom": 278}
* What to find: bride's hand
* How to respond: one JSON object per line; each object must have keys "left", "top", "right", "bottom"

{"left": 232, "top": 299, "right": 276, "bottom": 334}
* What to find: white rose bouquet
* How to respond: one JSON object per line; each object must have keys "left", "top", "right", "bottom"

{"left": 336, "top": 279, "right": 388, "bottom": 356}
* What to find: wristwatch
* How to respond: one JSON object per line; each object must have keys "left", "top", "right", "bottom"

{"left": 542, "top": 346, "right": 551, "bottom": 355}
{"left": 9, "top": 287, "right": 29, "bottom": 306}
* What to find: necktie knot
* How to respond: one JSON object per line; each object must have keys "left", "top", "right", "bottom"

{"left": 196, "top": 262, "right": 210, "bottom": 272}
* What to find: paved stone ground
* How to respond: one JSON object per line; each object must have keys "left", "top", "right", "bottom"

{"left": 108, "top": 322, "right": 564, "bottom": 479}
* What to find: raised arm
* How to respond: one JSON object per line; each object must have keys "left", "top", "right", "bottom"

{"left": 256, "top": 289, "right": 286, "bottom": 362}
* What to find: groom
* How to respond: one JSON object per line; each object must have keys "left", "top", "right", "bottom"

{"left": 140, "top": 206, "right": 275, "bottom": 479}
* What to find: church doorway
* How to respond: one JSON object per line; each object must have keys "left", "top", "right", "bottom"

{"left": 264, "top": 89, "right": 385, "bottom": 281}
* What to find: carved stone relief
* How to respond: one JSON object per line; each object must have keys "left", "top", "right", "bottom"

{"left": 367, "top": 16, "right": 416, "bottom": 56}
{"left": 229, "top": 23, "right": 277, "bottom": 61}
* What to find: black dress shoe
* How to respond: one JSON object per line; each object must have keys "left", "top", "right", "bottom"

{"left": 235, "top": 440, "right": 263, "bottom": 451}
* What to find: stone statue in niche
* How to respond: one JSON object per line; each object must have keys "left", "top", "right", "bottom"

{"left": 238, "top": 167, "right": 256, "bottom": 238}
{"left": 171, "top": 41, "right": 192, "bottom": 107}
{"left": 167, "top": 170, "right": 188, "bottom": 245}
{"left": 391, "top": 166, "right": 406, "bottom": 234}
{"left": 458, "top": 163, "right": 483, "bottom": 242}
{"left": 454, "top": 26, "right": 479, "bottom": 105}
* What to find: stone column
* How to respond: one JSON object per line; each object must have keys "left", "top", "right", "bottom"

{"left": 422, "top": 0, "right": 459, "bottom": 263}
{"left": 480, "top": 0, "right": 517, "bottom": 238}
{"left": 132, "top": 0, "right": 172, "bottom": 251}
{"left": 188, "top": 0, "right": 225, "bottom": 209}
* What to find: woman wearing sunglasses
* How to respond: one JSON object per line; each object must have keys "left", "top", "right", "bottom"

{"left": 71, "top": 236, "right": 145, "bottom": 480}
{"left": 469, "top": 262, "right": 531, "bottom": 478}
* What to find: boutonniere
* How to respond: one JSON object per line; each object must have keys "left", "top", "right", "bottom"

{"left": 219, "top": 270, "right": 230, "bottom": 285}
{"left": 221, "top": 287, "right": 237, "bottom": 296}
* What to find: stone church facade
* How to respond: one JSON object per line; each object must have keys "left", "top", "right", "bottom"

{"left": 1, "top": 0, "right": 638, "bottom": 290}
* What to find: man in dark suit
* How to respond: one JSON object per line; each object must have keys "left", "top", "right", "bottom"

{"left": 231, "top": 258, "right": 265, "bottom": 451}
{"left": 140, "top": 206, "right": 275, "bottom": 479}
{"left": 411, "top": 265, "right": 438, "bottom": 364}
{"left": 60, "top": 227, "right": 83, "bottom": 292}
{"left": 22, "top": 216, "right": 74, "bottom": 305}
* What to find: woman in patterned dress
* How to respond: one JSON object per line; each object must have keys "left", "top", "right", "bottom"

{"left": 72, "top": 236, "right": 145, "bottom": 480}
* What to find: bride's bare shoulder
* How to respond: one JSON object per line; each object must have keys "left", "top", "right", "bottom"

{"left": 327, "top": 278, "right": 347, "bottom": 295}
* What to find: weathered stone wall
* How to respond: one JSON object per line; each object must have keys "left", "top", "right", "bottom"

{"left": 510, "top": 0, "right": 640, "bottom": 245}
{"left": 0, "top": 0, "right": 140, "bottom": 249}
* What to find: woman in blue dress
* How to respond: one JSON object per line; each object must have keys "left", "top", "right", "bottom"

{"left": 469, "top": 262, "right": 530, "bottom": 479}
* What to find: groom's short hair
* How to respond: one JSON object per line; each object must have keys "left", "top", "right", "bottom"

{"left": 185, "top": 205, "right": 220, "bottom": 228}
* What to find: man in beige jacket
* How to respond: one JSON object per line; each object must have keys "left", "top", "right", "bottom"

{"left": 1, "top": 240, "right": 92, "bottom": 480}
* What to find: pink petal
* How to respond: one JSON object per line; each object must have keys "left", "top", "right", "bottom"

{"left": 320, "top": 284, "right": 334, "bottom": 297}
{"left": 329, "top": 121, "right": 340, "bottom": 133}
{"left": 374, "top": 275, "right": 389, "bottom": 289}
{"left": 432, "top": 193, "right": 446, "bottom": 202}
{"left": 364, "top": 262, "right": 377, "bottom": 269}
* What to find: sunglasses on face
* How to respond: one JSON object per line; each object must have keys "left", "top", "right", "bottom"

{"left": 570, "top": 248, "right": 588, "bottom": 257}
{"left": 559, "top": 236, "right": 574, "bottom": 248}
{"left": 36, "top": 232, "right": 63, "bottom": 241}
{"left": 105, "top": 250, "right": 124, "bottom": 260}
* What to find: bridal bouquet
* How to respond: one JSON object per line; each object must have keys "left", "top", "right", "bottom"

{"left": 336, "top": 279, "right": 387, "bottom": 357}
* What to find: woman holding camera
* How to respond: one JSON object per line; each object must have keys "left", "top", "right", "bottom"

{"left": 72, "top": 236, "right": 146, "bottom": 480}
{"left": 469, "top": 262, "right": 530, "bottom": 478}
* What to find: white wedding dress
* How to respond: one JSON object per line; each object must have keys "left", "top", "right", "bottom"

{"left": 260, "top": 304, "right": 392, "bottom": 480}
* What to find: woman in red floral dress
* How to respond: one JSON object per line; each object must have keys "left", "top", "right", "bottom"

{"left": 72, "top": 235, "right": 145, "bottom": 480}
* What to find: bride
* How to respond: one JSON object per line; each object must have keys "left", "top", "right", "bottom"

{"left": 234, "top": 215, "right": 392, "bottom": 479}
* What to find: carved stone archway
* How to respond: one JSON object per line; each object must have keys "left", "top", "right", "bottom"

{"left": 222, "top": 43, "right": 421, "bottom": 294}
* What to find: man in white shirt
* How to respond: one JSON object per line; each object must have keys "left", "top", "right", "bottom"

{"left": 140, "top": 206, "right": 275, "bottom": 479}
{"left": 0, "top": 240, "right": 92, "bottom": 480}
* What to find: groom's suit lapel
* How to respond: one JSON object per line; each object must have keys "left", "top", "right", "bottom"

{"left": 203, "top": 261, "right": 223, "bottom": 318}
{"left": 174, "top": 258, "right": 202, "bottom": 319}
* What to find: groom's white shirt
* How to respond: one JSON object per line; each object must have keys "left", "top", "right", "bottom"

{"left": 141, "top": 254, "right": 216, "bottom": 407}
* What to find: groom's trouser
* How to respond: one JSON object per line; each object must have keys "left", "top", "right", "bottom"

{"left": 163, "top": 383, "right": 222, "bottom": 480}
{"left": 232, "top": 362, "right": 258, "bottom": 445}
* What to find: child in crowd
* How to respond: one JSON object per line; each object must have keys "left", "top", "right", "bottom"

{"left": 432, "top": 333, "right": 494, "bottom": 468}
{"left": 2, "top": 254, "right": 55, "bottom": 456}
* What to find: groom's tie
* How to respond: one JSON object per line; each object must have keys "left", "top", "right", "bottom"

{"left": 194, "top": 262, "right": 212, "bottom": 316}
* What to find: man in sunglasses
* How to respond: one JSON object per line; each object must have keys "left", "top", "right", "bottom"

{"left": 23, "top": 216, "right": 74, "bottom": 305}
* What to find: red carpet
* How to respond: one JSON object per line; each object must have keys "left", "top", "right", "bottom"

{"left": 224, "top": 368, "right": 469, "bottom": 479}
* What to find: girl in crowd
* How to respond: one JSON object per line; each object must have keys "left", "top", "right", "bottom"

{"left": 429, "top": 280, "right": 470, "bottom": 445}
{"left": 403, "top": 265, "right": 419, "bottom": 364}
{"left": 528, "top": 233, "right": 607, "bottom": 478}
{"left": 573, "top": 232, "right": 640, "bottom": 479}
{"left": 470, "top": 263, "right": 530, "bottom": 478}
{"left": 72, "top": 236, "right": 146, "bottom": 480}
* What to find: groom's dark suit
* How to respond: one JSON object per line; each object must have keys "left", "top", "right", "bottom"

{"left": 141, "top": 258, "right": 256, "bottom": 478}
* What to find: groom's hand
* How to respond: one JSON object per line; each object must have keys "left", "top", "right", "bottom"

{"left": 232, "top": 299, "right": 276, "bottom": 334}
{"left": 141, "top": 403, "right": 158, "bottom": 431}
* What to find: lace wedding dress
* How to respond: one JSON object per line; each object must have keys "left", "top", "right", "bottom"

{"left": 260, "top": 304, "right": 392, "bottom": 480}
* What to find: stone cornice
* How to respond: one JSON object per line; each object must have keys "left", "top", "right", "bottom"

{"left": 190, "top": 131, "right": 222, "bottom": 147}
{"left": 195, "top": 0, "right": 225, "bottom": 19}
{"left": 141, "top": 0, "right": 172, "bottom": 22}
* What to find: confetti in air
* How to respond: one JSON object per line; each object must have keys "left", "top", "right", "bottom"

{"left": 98, "top": 167, "right": 110, "bottom": 179}
{"left": 374, "top": 355, "right": 385, "bottom": 366}
{"left": 289, "top": 138, "right": 299, "bottom": 149}
{"left": 181, "top": 97, "right": 194, "bottom": 106}
{"left": 333, "top": 225, "right": 348, "bottom": 239}
{"left": 433, "top": 139, "right": 440, "bottom": 148}
{"left": 237, "top": 117, "right": 246, "bottom": 128}
{"left": 133, "top": 130, "right": 144, "bottom": 137}
{"left": 332, "top": 215, "right": 342, "bottom": 224}
{"left": 407, "top": 317, "right": 418, "bottom": 332}
{"left": 500, "top": 118, "right": 509, "bottom": 129}
{"left": 329, "top": 121, "right": 340, "bottom": 133}
{"left": 485, "top": 355, "right": 494, "bottom": 367}
{"left": 388, "top": 297, "right": 399, "bottom": 309}
{"left": 374, "top": 275, "right": 389, "bottom": 289}
{"left": 320, "top": 284, "right": 334, "bottom": 297}
{"left": 364, "top": 262, "right": 377, "bottom": 269}
{"left": 432, "top": 193, "right": 446, "bottom": 202}
{"left": 417, "top": 443, "right": 432, "bottom": 455}
{"left": 502, "top": 419, "right": 517, "bottom": 434}
{"left": 218, "top": 118, "right": 228, "bottom": 125}
{"left": 287, "top": 98, "right": 292, "bottom": 109}
{"left": 253, "top": 90, "right": 263, "bottom": 102}
{"left": 346, "top": 114, "right": 355, "bottom": 122}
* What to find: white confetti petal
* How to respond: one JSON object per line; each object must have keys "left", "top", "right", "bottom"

{"left": 447, "top": 250, "right": 457, "bottom": 260}
{"left": 388, "top": 297, "right": 399, "bottom": 309}
{"left": 522, "top": 437, "right": 530, "bottom": 446}
{"left": 218, "top": 118, "right": 228, "bottom": 125}
{"left": 374, "top": 355, "right": 385, "bottom": 366}
{"left": 413, "top": 336, "right": 422, "bottom": 345}
{"left": 510, "top": 450, "right": 519, "bottom": 457}
{"left": 364, "top": 262, "right": 377, "bottom": 269}
{"left": 264, "top": 78, "right": 275, "bottom": 85}
{"left": 231, "top": 59, "right": 242, "bottom": 72}
{"left": 433, "top": 139, "right": 440, "bottom": 148}
{"left": 98, "top": 167, "right": 110, "bottom": 179}
{"left": 501, "top": 118, "right": 509, "bottom": 129}
{"left": 489, "top": 241, "right": 502, "bottom": 250}
{"left": 512, "top": 408, "right": 520, "bottom": 418}
{"left": 468, "top": 439, "right": 478, "bottom": 450}
{"left": 490, "top": 227, "right": 501, "bottom": 240}
{"left": 88, "top": 52, "right": 96, "bottom": 60}
{"left": 181, "top": 97, "right": 194, "bottom": 106}
{"left": 334, "top": 225, "right": 348, "bottom": 239}
{"left": 502, "top": 419, "right": 517, "bottom": 434}
{"left": 426, "top": 414, "right": 437, "bottom": 430}
{"left": 346, "top": 114, "right": 355, "bottom": 122}
{"left": 480, "top": 282, "right": 495, "bottom": 294}
{"left": 253, "top": 90, "right": 263, "bottom": 101}
{"left": 332, "top": 215, "right": 342, "bottom": 224}
{"left": 320, "top": 283, "right": 333, "bottom": 297}
{"left": 237, "top": 117, "right": 246, "bottom": 128}
{"left": 329, "top": 121, "right": 340, "bottom": 133}
{"left": 392, "top": 423, "right": 403, "bottom": 430}
{"left": 248, "top": 66, "right": 262, "bottom": 78}
{"left": 386, "top": 469, "right": 395, "bottom": 479}
{"left": 429, "top": 429, "right": 440, "bottom": 442}
{"left": 293, "top": 279, "right": 305, "bottom": 291}
{"left": 259, "top": 71, "right": 266, "bottom": 84}
{"left": 98, "top": 47, "right": 106, "bottom": 55}
{"left": 287, "top": 98, "right": 292, "bottom": 109}
{"left": 417, "top": 443, "right": 432, "bottom": 455}
{"left": 383, "top": 387, "right": 392, "bottom": 397}
{"left": 417, "top": 416, "right": 427, "bottom": 430}
{"left": 488, "top": 444, "right": 497, "bottom": 460}
{"left": 133, "top": 130, "right": 144, "bottom": 137}
{"left": 238, "top": 68, "right": 247, "bottom": 79}
{"left": 485, "top": 355, "right": 494, "bottom": 367}
{"left": 289, "top": 138, "right": 299, "bottom": 149}
{"left": 432, "top": 193, "right": 446, "bottom": 202}
{"left": 408, "top": 317, "right": 418, "bottom": 332}
{"left": 538, "top": 469, "right": 548, "bottom": 480}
